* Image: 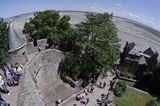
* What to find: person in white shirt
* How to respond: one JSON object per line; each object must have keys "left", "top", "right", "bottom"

{"left": 0, "top": 74, "right": 9, "bottom": 94}
{"left": 15, "top": 63, "right": 23, "bottom": 75}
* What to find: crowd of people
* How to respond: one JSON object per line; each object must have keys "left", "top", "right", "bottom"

{"left": 75, "top": 83, "right": 96, "bottom": 106}
{"left": 97, "top": 91, "right": 112, "bottom": 106}
{"left": 79, "top": 68, "right": 118, "bottom": 106}
{"left": 0, "top": 63, "right": 23, "bottom": 106}
{"left": 59, "top": 67, "right": 119, "bottom": 106}
{"left": 99, "top": 81, "right": 107, "bottom": 89}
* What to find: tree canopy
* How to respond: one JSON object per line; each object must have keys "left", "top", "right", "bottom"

{"left": 23, "top": 10, "right": 73, "bottom": 50}
{"left": 0, "top": 19, "right": 9, "bottom": 65}
{"left": 59, "top": 12, "right": 120, "bottom": 81}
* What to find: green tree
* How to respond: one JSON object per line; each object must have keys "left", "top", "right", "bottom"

{"left": 59, "top": 12, "right": 120, "bottom": 81}
{"left": 0, "top": 19, "right": 9, "bottom": 65}
{"left": 23, "top": 10, "right": 73, "bottom": 50}
{"left": 113, "top": 81, "right": 126, "bottom": 97}
{"left": 139, "top": 64, "right": 160, "bottom": 95}
{"left": 149, "top": 64, "right": 160, "bottom": 94}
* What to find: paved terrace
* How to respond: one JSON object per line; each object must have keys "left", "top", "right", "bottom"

{"left": 62, "top": 72, "right": 115, "bottom": 106}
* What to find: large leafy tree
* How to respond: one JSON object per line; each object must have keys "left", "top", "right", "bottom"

{"left": 138, "top": 64, "right": 160, "bottom": 95}
{"left": 0, "top": 19, "right": 9, "bottom": 65}
{"left": 149, "top": 64, "right": 160, "bottom": 94}
{"left": 59, "top": 13, "right": 120, "bottom": 81}
{"left": 23, "top": 10, "right": 73, "bottom": 50}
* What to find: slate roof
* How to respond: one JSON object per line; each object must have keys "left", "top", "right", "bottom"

{"left": 127, "top": 42, "right": 136, "bottom": 52}
{"left": 138, "top": 56, "right": 147, "bottom": 65}
{"left": 143, "top": 47, "right": 155, "bottom": 58}
{"left": 8, "top": 23, "right": 26, "bottom": 52}
{"left": 124, "top": 42, "right": 158, "bottom": 65}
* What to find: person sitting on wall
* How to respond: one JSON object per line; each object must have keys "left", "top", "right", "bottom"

{"left": 76, "top": 94, "right": 81, "bottom": 101}
{"left": 0, "top": 97, "right": 10, "bottom": 106}
{"left": 55, "top": 99, "right": 63, "bottom": 106}
{"left": 15, "top": 63, "right": 23, "bottom": 73}
{"left": 15, "top": 63, "right": 23, "bottom": 80}
{"left": 10, "top": 63, "right": 23, "bottom": 85}
{"left": 0, "top": 74, "right": 9, "bottom": 94}
{"left": 10, "top": 67, "right": 19, "bottom": 85}
{"left": 1, "top": 65, "right": 14, "bottom": 86}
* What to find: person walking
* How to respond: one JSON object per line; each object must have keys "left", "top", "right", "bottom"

{"left": 90, "top": 85, "right": 94, "bottom": 93}
{"left": 103, "top": 82, "right": 107, "bottom": 88}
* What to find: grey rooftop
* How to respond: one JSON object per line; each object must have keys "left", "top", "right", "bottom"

{"left": 8, "top": 23, "right": 26, "bottom": 52}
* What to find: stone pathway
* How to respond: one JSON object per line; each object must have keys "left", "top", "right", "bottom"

{"left": 2, "top": 53, "right": 37, "bottom": 106}
{"left": 62, "top": 72, "right": 115, "bottom": 106}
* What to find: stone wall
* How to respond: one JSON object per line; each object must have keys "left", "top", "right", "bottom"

{"left": 26, "top": 38, "right": 47, "bottom": 55}
{"left": 10, "top": 45, "right": 28, "bottom": 65}
{"left": 27, "top": 49, "right": 63, "bottom": 79}
{"left": 18, "top": 49, "right": 75, "bottom": 106}
{"left": 17, "top": 66, "right": 45, "bottom": 106}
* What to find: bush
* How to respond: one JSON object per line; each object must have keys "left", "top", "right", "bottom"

{"left": 81, "top": 80, "right": 88, "bottom": 88}
{"left": 61, "top": 75, "right": 75, "bottom": 87}
{"left": 113, "top": 81, "right": 126, "bottom": 97}
{"left": 145, "top": 100, "right": 157, "bottom": 106}
{"left": 120, "top": 67, "right": 133, "bottom": 79}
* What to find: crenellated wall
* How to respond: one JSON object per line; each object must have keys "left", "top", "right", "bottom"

{"left": 26, "top": 38, "right": 48, "bottom": 55}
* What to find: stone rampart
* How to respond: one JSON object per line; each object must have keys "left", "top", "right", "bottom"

{"left": 18, "top": 49, "right": 74, "bottom": 106}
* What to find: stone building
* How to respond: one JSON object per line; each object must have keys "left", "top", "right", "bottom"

{"left": 120, "top": 42, "right": 158, "bottom": 73}
{"left": 8, "top": 23, "right": 28, "bottom": 65}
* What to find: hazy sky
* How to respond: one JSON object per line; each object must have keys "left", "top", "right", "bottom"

{"left": 1, "top": 0, "right": 160, "bottom": 30}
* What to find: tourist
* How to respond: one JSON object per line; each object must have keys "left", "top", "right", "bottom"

{"left": 14, "top": 63, "right": 23, "bottom": 82}
{"left": 56, "top": 99, "right": 62, "bottom": 106}
{"left": 99, "top": 81, "right": 103, "bottom": 88}
{"left": 15, "top": 63, "right": 23, "bottom": 75}
{"left": 87, "top": 86, "right": 90, "bottom": 93}
{"left": 103, "top": 82, "right": 107, "bottom": 88}
{"left": 0, "top": 74, "right": 9, "bottom": 94}
{"left": 81, "top": 92, "right": 86, "bottom": 99}
{"left": 111, "top": 69, "right": 115, "bottom": 76}
{"left": 0, "top": 65, "right": 5, "bottom": 77}
{"left": 108, "top": 100, "right": 112, "bottom": 104}
{"left": 0, "top": 97, "right": 10, "bottom": 106}
{"left": 84, "top": 88, "right": 88, "bottom": 95}
{"left": 85, "top": 98, "right": 90, "bottom": 105}
{"left": 10, "top": 67, "right": 20, "bottom": 85}
{"left": 76, "top": 94, "right": 81, "bottom": 101}
{"left": 90, "top": 78, "right": 96, "bottom": 85}
{"left": 90, "top": 85, "right": 94, "bottom": 93}
{"left": 1, "top": 65, "right": 14, "bottom": 86}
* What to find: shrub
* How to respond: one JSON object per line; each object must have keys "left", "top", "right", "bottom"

{"left": 113, "top": 81, "right": 126, "bottom": 97}
{"left": 81, "top": 80, "right": 88, "bottom": 88}
{"left": 61, "top": 75, "right": 75, "bottom": 87}
{"left": 120, "top": 67, "right": 133, "bottom": 79}
{"left": 145, "top": 100, "right": 157, "bottom": 106}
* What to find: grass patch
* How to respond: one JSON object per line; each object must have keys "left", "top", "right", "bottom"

{"left": 114, "top": 87, "right": 160, "bottom": 106}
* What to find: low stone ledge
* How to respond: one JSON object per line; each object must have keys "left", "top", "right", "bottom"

{"left": 17, "top": 62, "right": 46, "bottom": 106}
{"left": 119, "top": 76, "right": 137, "bottom": 82}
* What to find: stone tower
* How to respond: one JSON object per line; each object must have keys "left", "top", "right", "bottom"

{"left": 8, "top": 23, "right": 28, "bottom": 65}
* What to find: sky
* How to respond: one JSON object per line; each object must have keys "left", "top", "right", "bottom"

{"left": 0, "top": 0, "right": 160, "bottom": 30}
